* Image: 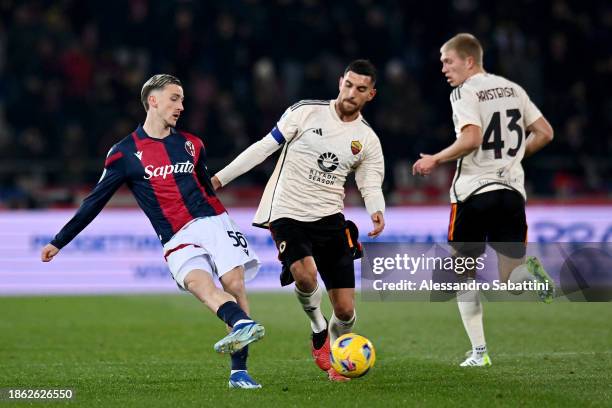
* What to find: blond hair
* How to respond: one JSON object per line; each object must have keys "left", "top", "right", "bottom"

{"left": 441, "top": 33, "right": 483, "bottom": 66}
{"left": 140, "top": 74, "right": 182, "bottom": 111}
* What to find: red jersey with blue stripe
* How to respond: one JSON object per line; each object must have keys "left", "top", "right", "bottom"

{"left": 51, "top": 125, "right": 226, "bottom": 248}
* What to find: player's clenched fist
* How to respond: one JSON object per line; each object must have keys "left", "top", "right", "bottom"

{"left": 41, "top": 244, "right": 60, "bottom": 262}
{"left": 412, "top": 153, "right": 439, "bottom": 176}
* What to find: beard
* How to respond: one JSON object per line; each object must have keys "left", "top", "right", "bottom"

{"left": 339, "top": 99, "right": 360, "bottom": 116}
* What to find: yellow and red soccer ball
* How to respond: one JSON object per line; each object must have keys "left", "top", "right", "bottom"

{"left": 330, "top": 333, "right": 376, "bottom": 378}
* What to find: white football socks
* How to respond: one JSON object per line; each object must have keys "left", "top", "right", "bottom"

{"left": 473, "top": 344, "right": 487, "bottom": 358}
{"left": 295, "top": 284, "right": 327, "bottom": 333}
{"left": 329, "top": 311, "right": 356, "bottom": 346}
{"left": 457, "top": 282, "right": 486, "bottom": 353}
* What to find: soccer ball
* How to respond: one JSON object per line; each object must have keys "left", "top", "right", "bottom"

{"left": 330, "top": 333, "right": 376, "bottom": 378}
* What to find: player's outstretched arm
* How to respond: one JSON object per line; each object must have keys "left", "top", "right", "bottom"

{"left": 41, "top": 244, "right": 60, "bottom": 262}
{"left": 45, "top": 146, "right": 127, "bottom": 254}
{"left": 413, "top": 124, "right": 482, "bottom": 176}
{"left": 214, "top": 134, "right": 283, "bottom": 189}
{"left": 216, "top": 104, "right": 305, "bottom": 188}
{"left": 524, "top": 116, "right": 554, "bottom": 157}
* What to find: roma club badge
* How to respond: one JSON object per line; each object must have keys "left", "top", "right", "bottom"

{"left": 351, "top": 140, "right": 362, "bottom": 155}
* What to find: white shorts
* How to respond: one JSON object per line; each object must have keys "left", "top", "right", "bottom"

{"left": 163, "top": 213, "right": 260, "bottom": 289}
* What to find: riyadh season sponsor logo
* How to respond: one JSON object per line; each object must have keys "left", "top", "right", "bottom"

{"left": 317, "top": 152, "right": 339, "bottom": 172}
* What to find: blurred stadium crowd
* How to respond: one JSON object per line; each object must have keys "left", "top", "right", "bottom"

{"left": 0, "top": 0, "right": 610, "bottom": 208}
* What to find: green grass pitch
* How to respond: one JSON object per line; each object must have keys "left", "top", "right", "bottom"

{"left": 1, "top": 293, "right": 610, "bottom": 407}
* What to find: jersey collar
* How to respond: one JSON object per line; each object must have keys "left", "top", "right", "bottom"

{"left": 464, "top": 72, "right": 487, "bottom": 85}
{"left": 135, "top": 124, "right": 177, "bottom": 140}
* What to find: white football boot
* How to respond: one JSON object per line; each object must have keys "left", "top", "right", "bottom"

{"left": 460, "top": 350, "right": 492, "bottom": 367}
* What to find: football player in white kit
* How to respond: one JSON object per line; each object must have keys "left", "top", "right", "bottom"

{"left": 212, "top": 60, "right": 385, "bottom": 381}
{"left": 413, "top": 33, "right": 555, "bottom": 367}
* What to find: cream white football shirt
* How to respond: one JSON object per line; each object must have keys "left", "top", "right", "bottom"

{"left": 216, "top": 99, "right": 385, "bottom": 226}
{"left": 450, "top": 73, "right": 542, "bottom": 203}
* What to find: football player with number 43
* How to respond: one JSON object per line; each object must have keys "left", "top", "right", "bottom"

{"left": 413, "top": 33, "right": 556, "bottom": 367}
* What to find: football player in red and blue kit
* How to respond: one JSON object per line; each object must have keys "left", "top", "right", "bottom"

{"left": 41, "top": 74, "right": 264, "bottom": 389}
